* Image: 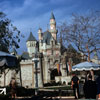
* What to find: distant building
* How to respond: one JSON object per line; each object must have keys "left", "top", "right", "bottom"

{"left": 91, "top": 50, "right": 100, "bottom": 64}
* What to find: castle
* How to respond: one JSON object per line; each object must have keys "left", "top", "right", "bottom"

{"left": 20, "top": 12, "right": 69, "bottom": 88}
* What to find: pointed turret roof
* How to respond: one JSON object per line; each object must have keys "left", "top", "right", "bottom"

{"left": 27, "top": 32, "right": 36, "bottom": 42}
{"left": 38, "top": 27, "right": 42, "bottom": 30}
{"left": 50, "top": 12, "right": 55, "bottom": 19}
{"left": 42, "top": 31, "right": 53, "bottom": 44}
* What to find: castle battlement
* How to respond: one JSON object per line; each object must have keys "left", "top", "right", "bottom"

{"left": 20, "top": 59, "right": 33, "bottom": 64}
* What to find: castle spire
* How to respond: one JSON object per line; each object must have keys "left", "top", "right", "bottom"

{"left": 50, "top": 12, "right": 58, "bottom": 40}
{"left": 50, "top": 11, "right": 55, "bottom": 19}
{"left": 38, "top": 27, "right": 42, "bottom": 41}
{"left": 27, "top": 32, "right": 36, "bottom": 42}
{"left": 26, "top": 31, "right": 37, "bottom": 57}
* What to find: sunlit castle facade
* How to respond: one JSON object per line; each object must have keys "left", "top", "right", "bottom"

{"left": 20, "top": 12, "right": 69, "bottom": 88}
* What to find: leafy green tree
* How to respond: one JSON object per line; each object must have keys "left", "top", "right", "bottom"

{"left": 0, "top": 12, "right": 24, "bottom": 52}
{"left": 58, "top": 11, "right": 100, "bottom": 62}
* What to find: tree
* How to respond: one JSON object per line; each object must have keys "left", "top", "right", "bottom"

{"left": 58, "top": 11, "right": 100, "bottom": 62}
{"left": 0, "top": 12, "right": 24, "bottom": 52}
{"left": 0, "top": 12, "right": 24, "bottom": 86}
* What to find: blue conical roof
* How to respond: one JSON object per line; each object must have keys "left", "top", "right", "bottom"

{"left": 27, "top": 32, "right": 36, "bottom": 42}
{"left": 50, "top": 12, "right": 55, "bottom": 19}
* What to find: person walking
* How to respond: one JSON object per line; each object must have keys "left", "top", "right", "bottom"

{"left": 10, "top": 78, "right": 17, "bottom": 98}
{"left": 83, "top": 74, "right": 97, "bottom": 99}
{"left": 96, "top": 75, "right": 100, "bottom": 99}
{"left": 71, "top": 73, "right": 80, "bottom": 99}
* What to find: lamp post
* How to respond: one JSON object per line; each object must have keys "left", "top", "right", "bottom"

{"left": 32, "top": 51, "right": 39, "bottom": 95}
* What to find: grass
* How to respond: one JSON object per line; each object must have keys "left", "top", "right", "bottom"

{"left": 35, "top": 85, "right": 72, "bottom": 91}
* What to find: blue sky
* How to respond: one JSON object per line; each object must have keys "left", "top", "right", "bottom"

{"left": 0, "top": 0, "right": 100, "bottom": 54}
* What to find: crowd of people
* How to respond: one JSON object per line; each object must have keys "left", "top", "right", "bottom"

{"left": 71, "top": 71, "right": 100, "bottom": 99}
{"left": 9, "top": 71, "right": 100, "bottom": 99}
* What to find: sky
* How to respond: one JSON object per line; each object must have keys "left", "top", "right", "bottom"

{"left": 0, "top": 0, "right": 100, "bottom": 54}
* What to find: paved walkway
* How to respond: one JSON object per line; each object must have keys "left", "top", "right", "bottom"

{"left": 14, "top": 96, "right": 98, "bottom": 100}
{"left": 13, "top": 96, "right": 75, "bottom": 100}
{"left": 52, "top": 96, "right": 75, "bottom": 100}
{"left": 15, "top": 96, "right": 84, "bottom": 100}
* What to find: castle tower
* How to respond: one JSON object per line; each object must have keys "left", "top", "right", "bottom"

{"left": 38, "top": 28, "right": 42, "bottom": 41}
{"left": 92, "top": 50, "right": 99, "bottom": 64}
{"left": 50, "top": 12, "right": 58, "bottom": 40}
{"left": 26, "top": 32, "right": 37, "bottom": 57}
{"left": 38, "top": 28, "right": 43, "bottom": 53}
{"left": 93, "top": 50, "right": 98, "bottom": 60}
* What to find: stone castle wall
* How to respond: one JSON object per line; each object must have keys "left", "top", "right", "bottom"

{"left": 20, "top": 59, "right": 43, "bottom": 88}
{"left": 0, "top": 69, "right": 20, "bottom": 87}
{"left": 20, "top": 60, "right": 33, "bottom": 88}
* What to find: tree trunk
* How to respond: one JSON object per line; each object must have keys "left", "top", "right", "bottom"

{"left": 4, "top": 70, "right": 6, "bottom": 86}
{"left": 19, "top": 65, "right": 22, "bottom": 87}
{"left": 86, "top": 44, "right": 90, "bottom": 62}
{"left": 4, "top": 69, "right": 9, "bottom": 86}
{"left": 88, "top": 52, "right": 90, "bottom": 62}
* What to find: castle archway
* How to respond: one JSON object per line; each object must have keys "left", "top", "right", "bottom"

{"left": 50, "top": 69, "right": 62, "bottom": 81}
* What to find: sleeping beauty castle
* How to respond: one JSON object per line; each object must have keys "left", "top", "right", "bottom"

{"left": 20, "top": 12, "right": 69, "bottom": 88}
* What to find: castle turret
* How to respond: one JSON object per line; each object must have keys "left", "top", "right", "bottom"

{"left": 26, "top": 32, "right": 37, "bottom": 57}
{"left": 91, "top": 50, "right": 99, "bottom": 64}
{"left": 38, "top": 28, "right": 42, "bottom": 41}
{"left": 50, "top": 12, "right": 58, "bottom": 40}
{"left": 93, "top": 50, "right": 98, "bottom": 60}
